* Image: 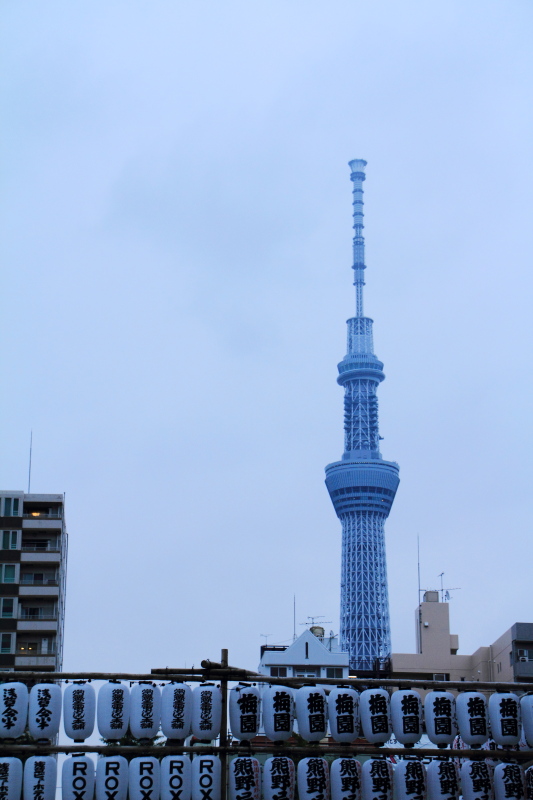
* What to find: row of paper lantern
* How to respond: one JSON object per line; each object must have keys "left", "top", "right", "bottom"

{"left": 0, "top": 755, "right": 531, "bottom": 800}
{"left": 2, "top": 682, "right": 533, "bottom": 747}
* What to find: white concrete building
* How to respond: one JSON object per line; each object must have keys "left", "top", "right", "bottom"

{"left": 0, "top": 492, "right": 68, "bottom": 671}
{"left": 258, "top": 626, "right": 349, "bottom": 679}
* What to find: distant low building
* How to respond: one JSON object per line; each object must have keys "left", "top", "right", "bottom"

{"left": 258, "top": 626, "right": 349, "bottom": 680}
{"left": 0, "top": 491, "right": 68, "bottom": 671}
{"left": 390, "top": 591, "right": 533, "bottom": 683}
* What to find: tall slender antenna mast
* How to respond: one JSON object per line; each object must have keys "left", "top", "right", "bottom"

{"left": 293, "top": 595, "right": 296, "bottom": 641}
{"left": 28, "top": 431, "right": 33, "bottom": 493}
{"left": 417, "top": 535, "right": 422, "bottom": 654}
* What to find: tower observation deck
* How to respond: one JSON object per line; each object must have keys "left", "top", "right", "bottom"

{"left": 325, "top": 160, "right": 399, "bottom": 673}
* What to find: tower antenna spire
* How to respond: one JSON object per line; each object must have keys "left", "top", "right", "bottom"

{"left": 349, "top": 159, "right": 367, "bottom": 317}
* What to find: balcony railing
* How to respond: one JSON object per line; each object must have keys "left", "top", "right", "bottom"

{"left": 21, "top": 546, "right": 60, "bottom": 552}
{"left": 18, "top": 612, "right": 57, "bottom": 621}
{"left": 19, "top": 578, "right": 58, "bottom": 586}
{"left": 16, "top": 645, "right": 56, "bottom": 656}
{"left": 23, "top": 513, "right": 62, "bottom": 520}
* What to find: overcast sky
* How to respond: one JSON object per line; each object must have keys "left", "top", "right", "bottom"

{"left": 1, "top": 0, "right": 532, "bottom": 675}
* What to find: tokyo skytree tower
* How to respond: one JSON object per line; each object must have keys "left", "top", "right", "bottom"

{"left": 325, "top": 160, "right": 400, "bottom": 673}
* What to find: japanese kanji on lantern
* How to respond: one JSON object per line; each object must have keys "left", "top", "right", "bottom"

{"left": 426, "top": 759, "right": 460, "bottom": 800}
{"left": 63, "top": 682, "right": 95, "bottom": 741}
{"left": 424, "top": 691, "right": 457, "bottom": 747}
{"left": 191, "top": 757, "right": 220, "bottom": 800}
{"left": 330, "top": 758, "right": 361, "bottom": 800}
{"left": 0, "top": 757, "right": 23, "bottom": 800}
{"left": 455, "top": 692, "right": 489, "bottom": 746}
{"left": 129, "top": 758, "right": 160, "bottom": 800}
{"left": 263, "top": 757, "right": 295, "bottom": 800}
{"left": 161, "top": 683, "right": 192, "bottom": 740}
{"left": 23, "top": 757, "right": 56, "bottom": 800}
{"left": 62, "top": 756, "right": 95, "bottom": 800}
{"left": 130, "top": 683, "right": 161, "bottom": 740}
{"left": 393, "top": 760, "right": 426, "bottom": 800}
{"left": 0, "top": 683, "right": 28, "bottom": 739}
{"left": 97, "top": 681, "right": 130, "bottom": 740}
{"left": 262, "top": 686, "right": 294, "bottom": 742}
{"left": 160, "top": 756, "right": 191, "bottom": 800}
{"left": 191, "top": 684, "right": 222, "bottom": 740}
{"left": 488, "top": 693, "right": 521, "bottom": 747}
{"left": 228, "top": 685, "right": 261, "bottom": 741}
{"left": 96, "top": 757, "right": 129, "bottom": 800}
{"left": 521, "top": 696, "right": 533, "bottom": 749}
{"left": 228, "top": 757, "right": 261, "bottom": 800}
{"left": 359, "top": 689, "right": 391, "bottom": 745}
{"left": 295, "top": 686, "right": 327, "bottom": 742}
{"left": 28, "top": 684, "right": 61, "bottom": 741}
{"left": 460, "top": 760, "right": 494, "bottom": 800}
{"left": 328, "top": 687, "right": 359, "bottom": 743}
{"left": 297, "top": 758, "right": 330, "bottom": 800}
{"left": 493, "top": 763, "right": 525, "bottom": 800}
{"left": 390, "top": 690, "right": 422, "bottom": 745}
{"left": 361, "top": 759, "right": 393, "bottom": 800}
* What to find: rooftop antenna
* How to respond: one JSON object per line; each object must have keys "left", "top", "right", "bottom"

{"left": 293, "top": 595, "right": 296, "bottom": 642}
{"left": 417, "top": 536, "right": 422, "bottom": 653}
{"left": 260, "top": 633, "right": 272, "bottom": 646}
{"left": 27, "top": 431, "right": 33, "bottom": 493}
{"left": 300, "top": 616, "right": 332, "bottom": 627}
{"left": 438, "top": 572, "right": 444, "bottom": 602}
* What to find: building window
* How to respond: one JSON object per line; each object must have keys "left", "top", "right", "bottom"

{"left": 517, "top": 649, "right": 533, "bottom": 662}
{"left": 1, "top": 565, "right": 16, "bottom": 583}
{"left": 433, "top": 673, "right": 449, "bottom": 681}
{"left": 294, "top": 667, "right": 319, "bottom": 677}
{"left": 1, "top": 599, "right": 14, "bottom": 618}
{"left": 326, "top": 668, "right": 344, "bottom": 679}
{"left": 2, "top": 532, "right": 17, "bottom": 550}
{"left": 1, "top": 499, "right": 19, "bottom": 517}
{"left": 270, "top": 667, "right": 287, "bottom": 677}
{"left": 0, "top": 634, "right": 12, "bottom": 654}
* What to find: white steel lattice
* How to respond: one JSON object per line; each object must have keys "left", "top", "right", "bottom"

{"left": 339, "top": 511, "right": 391, "bottom": 671}
{"left": 343, "top": 379, "right": 380, "bottom": 454}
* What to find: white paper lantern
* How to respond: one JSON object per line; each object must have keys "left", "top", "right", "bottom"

{"left": 191, "top": 757, "right": 221, "bottom": 800}
{"left": 96, "top": 757, "right": 129, "bottom": 800}
{"left": 62, "top": 757, "right": 95, "bottom": 800}
{"left": 0, "top": 684, "right": 28, "bottom": 739}
{"left": 161, "top": 684, "right": 192, "bottom": 740}
{"left": 297, "top": 758, "right": 329, "bottom": 800}
{"left": 493, "top": 764, "right": 525, "bottom": 800}
{"left": 63, "top": 683, "right": 96, "bottom": 741}
{"left": 426, "top": 760, "right": 460, "bottom": 800}
{"left": 161, "top": 756, "right": 191, "bottom": 800}
{"left": 456, "top": 693, "right": 489, "bottom": 746}
{"left": 361, "top": 759, "right": 393, "bottom": 800}
{"left": 262, "top": 686, "right": 294, "bottom": 742}
{"left": 424, "top": 692, "right": 457, "bottom": 747}
{"left": 228, "top": 685, "right": 260, "bottom": 741}
{"left": 0, "top": 757, "right": 23, "bottom": 800}
{"left": 360, "top": 690, "right": 391, "bottom": 745}
{"left": 191, "top": 685, "right": 222, "bottom": 741}
{"left": 23, "top": 757, "right": 56, "bottom": 800}
{"left": 130, "top": 684, "right": 161, "bottom": 740}
{"left": 328, "top": 689, "right": 359, "bottom": 744}
{"left": 28, "top": 684, "right": 61, "bottom": 741}
{"left": 263, "top": 757, "right": 295, "bottom": 800}
{"left": 330, "top": 758, "right": 361, "bottom": 800}
{"left": 295, "top": 687, "right": 327, "bottom": 742}
{"left": 460, "top": 761, "right": 494, "bottom": 800}
{"left": 129, "top": 758, "right": 160, "bottom": 800}
{"left": 524, "top": 766, "right": 533, "bottom": 800}
{"left": 97, "top": 682, "right": 130, "bottom": 740}
{"left": 521, "top": 697, "right": 533, "bottom": 748}
{"left": 229, "top": 758, "right": 261, "bottom": 800}
{"left": 488, "top": 694, "right": 521, "bottom": 747}
{"left": 390, "top": 691, "right": 422, "bottom": 745}
{"left": 393, "top": 760, "right": 426, "bottom": 800}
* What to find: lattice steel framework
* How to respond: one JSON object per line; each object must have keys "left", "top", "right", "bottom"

{"left": 325, "top": 160, "right": 400, "bottom": 672}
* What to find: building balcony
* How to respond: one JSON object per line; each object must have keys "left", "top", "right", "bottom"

{"left": 18, "top": 611, "right": 57, "bottom": 621}
{"left": 17, "top": 620, "right": 58, "bottom": 633}
{"left": 19, "top": 577, "right": 58, "bottom": 586}
{"left": 21, "top": 546, "right": 60, "bottom": 553}
{"left": 20, "top": 552, "right": 61, "bottom": 564}
{"left": 14, "top": 655, "right": 57, "bottom": 669}
{"left": 23, "top": 512, "right": 62, "bottom": 520}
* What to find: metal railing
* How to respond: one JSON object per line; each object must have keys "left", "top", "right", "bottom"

{"left": 23, "top": 513, "right": 62, "bottom": 520}
{"left": 19, "top": 577, "right": 58, "bottom": 586}
{"left": 21, "top": 545, "right": 60, "bottom": 552}
{"left": 18, "top": 611, "right": 57, "bottom": 620}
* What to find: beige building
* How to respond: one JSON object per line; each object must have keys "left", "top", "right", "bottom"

{"left": 390, "top": 591, "right": 533, "bottom": 684}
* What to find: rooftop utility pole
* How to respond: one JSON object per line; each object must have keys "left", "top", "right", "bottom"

{"left": 325, "top": 160, "right": 400, "bottom": 673}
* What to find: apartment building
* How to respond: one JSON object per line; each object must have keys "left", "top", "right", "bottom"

{"left": 0, "top": 491, "right": 68, "bottom": 671}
